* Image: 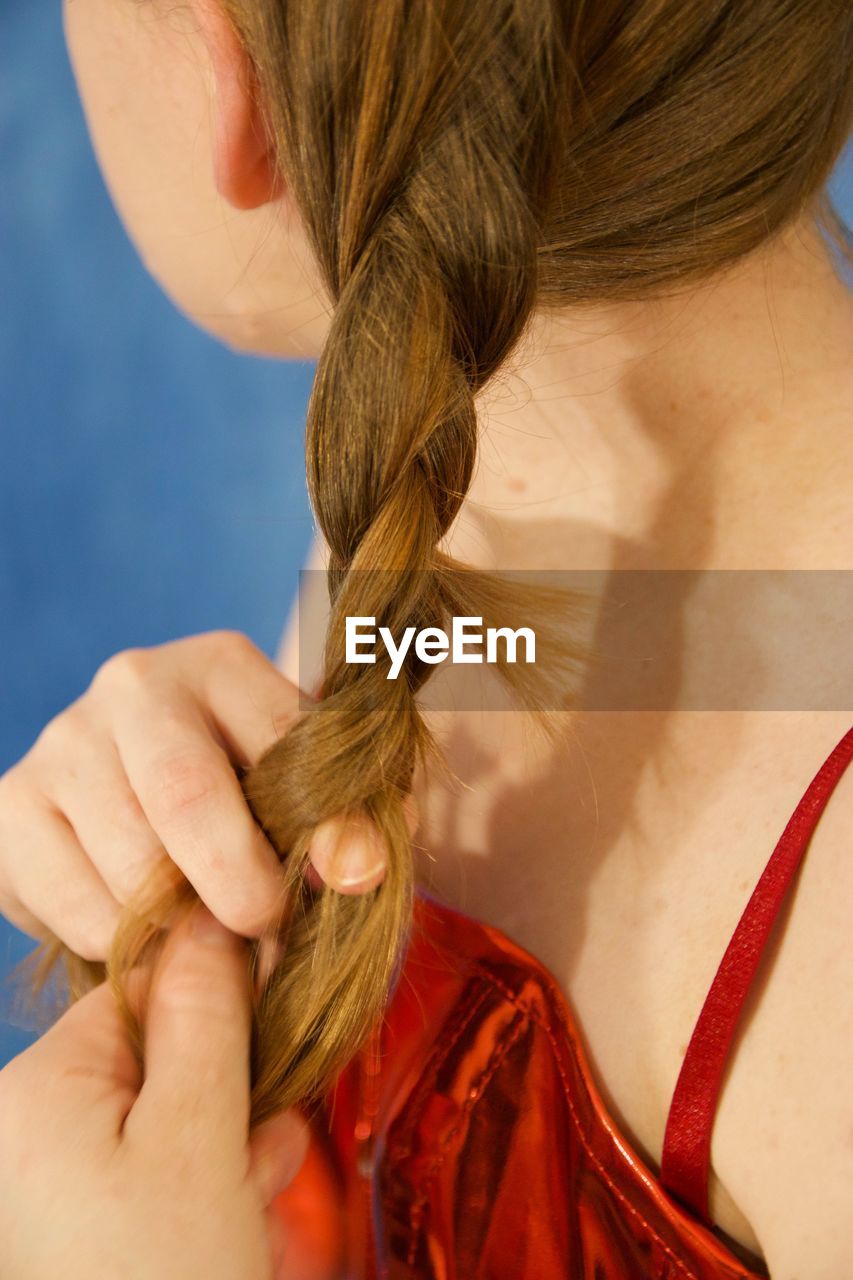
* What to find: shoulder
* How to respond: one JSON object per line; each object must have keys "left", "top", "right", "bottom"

{"left": 713, "top": 730, "right": 853, "bottom": 1277}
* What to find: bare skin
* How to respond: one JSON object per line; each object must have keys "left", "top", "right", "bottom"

{"left": 279, "top": 212, "right": 853, "bottom": 1273}
{"left": 410, "top": 220, "right": 853, "bottom": 1272}
{"left": 411, "top": 213, "right": 853, "bottom": 1272}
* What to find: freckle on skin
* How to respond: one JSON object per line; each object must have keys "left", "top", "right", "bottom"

{"left": 507, "top": 475, "right": 526, "bottom": 493}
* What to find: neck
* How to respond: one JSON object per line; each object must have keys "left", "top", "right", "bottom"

{"left": 451, "top": 212, "right": 853, "bottom": 572}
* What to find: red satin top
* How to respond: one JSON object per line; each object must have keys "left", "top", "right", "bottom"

{"left": 274, "top": 725, "right": 853, "bottom": 1279}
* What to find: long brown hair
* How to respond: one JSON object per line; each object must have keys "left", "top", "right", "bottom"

{"left": 25, "top": 0, "right": 853, "bottom": 1127}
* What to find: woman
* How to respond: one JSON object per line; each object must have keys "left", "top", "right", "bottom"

{"left": 1, "top": 0, "right": 852, "bottom": 1275}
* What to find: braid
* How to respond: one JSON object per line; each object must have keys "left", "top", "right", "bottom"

{"left": 233, "top": 0, "right": 575, "bottom": 1118}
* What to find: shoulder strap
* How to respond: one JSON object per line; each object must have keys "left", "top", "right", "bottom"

{"left": 659, "top": 724, "right": 853, "bottom": 1225}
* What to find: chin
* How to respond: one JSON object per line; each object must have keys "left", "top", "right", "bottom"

{"left": 169, "top": 283, "right": 329, "bottom": 360}
{"left": 219, "top": 308, "right": 330, "bottom": 361}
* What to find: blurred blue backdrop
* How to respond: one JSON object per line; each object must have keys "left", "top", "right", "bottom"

{"left": 1, "top": 5, "right": 851, "bottom": 1064}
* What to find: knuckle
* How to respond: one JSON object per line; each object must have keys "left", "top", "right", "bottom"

{"left": 92, "top": 647, "right": 151, "bottom": 691}
{"left": 177, "top": 628, "right": 253, "bottom": 660}
{"left": 33, "top": 706, "right": 80, "bottom": 754}
{"left": 207, "top": 629, "right": 259, "bottom": 664}
{"left": 22, "top": 701, "right": 95, "bottom": 771}
{"left": 156, "top": 967, "right": 245, "bottom": 1023}
{"left": 216, "top": 628, "right": 255, "bottom": 652}
{"left": 149, "top": 753, "right": 223, "bottom": 820}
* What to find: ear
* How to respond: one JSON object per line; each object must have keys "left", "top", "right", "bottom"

{"left": 193, "top": 0, "right": 283, "bottom": 210}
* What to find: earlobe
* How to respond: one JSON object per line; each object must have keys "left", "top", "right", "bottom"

{"left": 193, "top": 0, "right": 283, "bottom": 210}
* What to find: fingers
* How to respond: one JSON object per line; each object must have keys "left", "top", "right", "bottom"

{"left": 307, "top": 793, "right": 418, "bottom": 893}
{"left": 248, "top": 1108, "right": 310, "bottom": 1205}
{"left": 178, "top": 634, "right": 403, "bottom": 895}
{"left": 177, "top": 632, "right": 418, "bottom": 895}
{"left": 131, "top": 904, "right": 252, "bottom": 1162}
{"left": 2, "top": 785, "right": 122, "bottom": 961}
{"left": 191, "top": 630, "right": 307, "bottom": 769}
{"left": 115, "top": 690, "right": 286, "bottom": 936}
{"left": 32, "top": 731, "right": 166, "bottom": 906}
{"left": 0, "top": 630, "right": 420, "bottom": 974}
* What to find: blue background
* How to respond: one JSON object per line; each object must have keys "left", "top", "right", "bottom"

{"left": 1, "top": 5, "right": 851, "bottom": 1064}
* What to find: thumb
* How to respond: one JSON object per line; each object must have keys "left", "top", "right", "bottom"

{"left": 131, "top": 903, "right": 252, "bottom": 1162}
{"left": 21, "top": 979, "right": 142, "bottom": 1140}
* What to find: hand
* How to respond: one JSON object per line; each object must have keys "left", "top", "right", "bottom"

{"left": 0, "top": 629, "right": 401, "bottom": 961}
{"left": 0, "top": 904, "right": 313, "bottom": 1280}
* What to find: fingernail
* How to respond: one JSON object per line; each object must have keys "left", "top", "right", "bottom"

{"left": 312, "top": 813, "right": 387, "bottom": 889}
{"left": 330, "top": 822, "right": 386, "bottom": 887}
{"left": 189, "top": 904, "right": 236, "bottom": 948}
{"left": 334, "top": 856, "right": 387, "bottom": 888}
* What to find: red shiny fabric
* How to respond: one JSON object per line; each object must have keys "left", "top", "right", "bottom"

{"left": 274, "top": 725, "right": 853, "bottom": 1279}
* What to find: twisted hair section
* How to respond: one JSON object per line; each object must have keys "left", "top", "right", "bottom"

{"left": 239, "top": 0, "right": 576, "bottom": 1117}
{"left": 24, "top": 0, "right": 853, "bottom": 1125}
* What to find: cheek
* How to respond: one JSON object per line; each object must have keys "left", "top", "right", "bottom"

{"left": 60, "top": 0, "right": 331, "bottom": 357}
{"left": 63, "top": 0, "right": 196, "bottom": 196}
{"left": 62, "top": 0, "right": 224, "bottom": 315}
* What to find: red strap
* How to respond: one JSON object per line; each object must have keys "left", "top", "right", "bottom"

{"left": 659, "top": 724, "right": 853, "bottom": 1225}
